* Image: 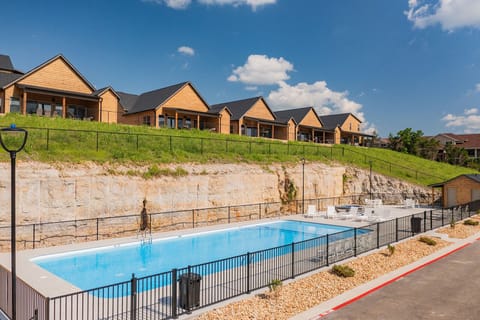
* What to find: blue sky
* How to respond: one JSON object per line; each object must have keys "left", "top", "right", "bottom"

{"left": 2, "top": 0, "right": 480, "bottom": 137}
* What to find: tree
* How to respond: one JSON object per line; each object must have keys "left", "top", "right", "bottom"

{"left": 444, "top": 144, "right": 468, "bottom": 166}
{"left": 388, "top": 128, "right": 424, "bottom": 155}
{"left": 418, "top": 137, "right": 440, "bottom": 161}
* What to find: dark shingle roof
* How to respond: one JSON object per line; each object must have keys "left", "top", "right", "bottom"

{"left": 120, "top": 82, "right": 195, "bottom": 114}
{"left": 319, "top": 113, "right": 352, "bottom": 130}
{"left": 0, "top": 54, "right": 14, "bottom": 71}
{"left": 117, "top": 92, "right": 139, "bottom": 112}
{"left": 0, "top": 72, "right": 23, "bottom": 88}
{"left": 274, "top": 107, "right": 314, "bottom": 124}
{"left": 210, "top": 96, "right": 265, "bottom": 121}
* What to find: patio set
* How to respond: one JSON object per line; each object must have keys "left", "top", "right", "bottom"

{"left": 304, "top": 198, "right": 419, "bottom": 223}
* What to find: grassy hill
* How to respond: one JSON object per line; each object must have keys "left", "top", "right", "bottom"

{"left": 0, "top": 113, "right": 475, "bottom": 186}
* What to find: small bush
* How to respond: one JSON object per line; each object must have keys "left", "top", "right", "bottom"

{"left": 268, "top": 279, "right": 282, "bottom": 292}
{"left": 387, "top": 244, "right": 395, "bottom": 256}
{"left": 450, "top": 216, "right": 456, "bottom": 229}
{"left": 464, "top": 219, "right": 479, "bottom": 226}
{"left": 331, "top": 264, "right": 355, "bottom": 278}
{"left": 419, "top": 236, "right": 437, "bottom": 246}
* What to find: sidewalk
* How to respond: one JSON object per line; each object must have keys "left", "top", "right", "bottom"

{"left": 291, "top": 231, "right": 480, "bottom": 320}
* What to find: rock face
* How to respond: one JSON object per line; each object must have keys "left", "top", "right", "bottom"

{"left": 0, "top": 161, "right": 351, "bottom": 225}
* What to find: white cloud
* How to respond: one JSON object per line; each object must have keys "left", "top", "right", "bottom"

{"left": 143, "top": 0, "right": 275, "bottom": 10}
{"left": 476, "top": 83, "right": 480, "bottom": 92}
{"left": 406, "top": 0, "right": 480, "bottom": 31}
{"left": 178, "top": 46, "right": 195, "bottom": 56}
{"left": 198, "top": 0, "right": 276, "bottom": 10}
{"left": 228, "top": 54, "right": 294, "bottom": 85}
{"left": 442, "top": 108, "right": 480, "bottom": 132}
{"left": 268, "top": 81, "right": 364, "bottom": 120}
{"left": 143, "top": 0, "right": 191, "bottom": 9}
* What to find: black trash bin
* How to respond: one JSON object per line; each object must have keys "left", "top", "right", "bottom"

{"left": 179, "top": 273, "right": 201, "bottom": 309}
{"left": 411, "top": 217, "right": 422, "bottom": 233}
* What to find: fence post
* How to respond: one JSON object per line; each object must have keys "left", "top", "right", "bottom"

{"left": 225, "top": 140, "right": 228, "bottom": 153}
{"left": 96, "top": 218, "right": 99, "bottom": 241}
{"left": 291, "top": 242, "right": 295, "bottom": 279}
{"left": 96, "top": 131, "right": 99, "bottom": 152}
{"left": 172, "top": 269, "right": 178, "bottom": 318}
{"left": 246, "top": 253, "right": 251, "bottom": 293}
{"left": 185, "top": 266, "right": 191, "bottom": 313}
{"left": 136, "top": 134, "right": 139, "bottom": 150}
{"left": 342, "top": 147, "right": 345, "bottom": 156}
{"left": 170, "top": 136, "right": 173, "bottom": 153}
{"left": 130, "top": 273, "right": 137, "bottom": 320}
{"left": 228, "top": 206, "right": 231, "bottom": 223}
{"left": 32, "top": 224, "right": 36, "bottom": 249}
{"left": 354, "top": 228, "right": 357, "bottom": 256}
{"left": 201, "top": 138, "right": 204, "bottom": 155}
{"left": 326, "top": 234, "right": 329, "bottom": 266}
{"left": 330, "top": 147, "right": 333, "bottom": 159}
{"left": 249, "top": 141, "right": 252, "bottom": 153}
{"left": 302, "top": 145, "right": 305, "bottom": 155}
{"left": 287, "top": 143, "right": 289, "bottom": 155}
{"left": 259, "top": 204, "right": 262, "bottom": 220}
{"left": 395, "top": 218, "right": 399, "bottom": 242}
{"left": 46, "top": 128, "right": 49, "bottom": 150}
{"left": 423, "top": 211, "right": 427, "bottom": 231}
{"left": 376, "top": 222, "right": 380, "bottom": 249}
{"left": 430, "top": 210, "right": 433, "bottom": 230}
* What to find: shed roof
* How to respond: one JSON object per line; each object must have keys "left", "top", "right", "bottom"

{"left": 429, "top": 174, "right": 480, "bottom": 187}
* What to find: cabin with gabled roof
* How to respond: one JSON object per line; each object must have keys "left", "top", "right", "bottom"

{"left": 319, "top": 113, "right": 373, "bottom": 145}
{"left": 211, "top": 96, "right": 293, "bottom": 140}
{"left": 118, "top": 82, "right": 231, "bottom": 134}
{"left": 274, "top": 107, "right": 335, "bottom": 143}
{"left": 0, "top": 54, "right": 123, "bottom": 122}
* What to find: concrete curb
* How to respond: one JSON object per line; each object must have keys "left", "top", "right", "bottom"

{"left": 290, "top": 232, "right": 480, "bottom": 320}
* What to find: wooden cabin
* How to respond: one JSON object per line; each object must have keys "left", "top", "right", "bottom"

{"left": 319, "top": 113, "right": 373, "bottom": 145}
{"left": 0, "top": 54, "right": 123, "bottom": 123}
{"left": 118, "top": 82, "right": 230, "bottom": 134}
{"left": 211, "top": 96, "right": 292, "bottom": 140}
{"left": 430, "top": 174, "right": 480, "bottom": 208}
{"left": 274, "top": 107, "right": 335, "bottom": 143}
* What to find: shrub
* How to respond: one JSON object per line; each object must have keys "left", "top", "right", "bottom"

{"left": 387, "top": 244, "right": 395, "bottom": 256}
{"left": 464, "top": 219, "right": 479, "bottom": 226}
{"left": 450, "top": 216, "right": 456, "bottom": 229}
{"left": 419, "top": 236, "right": 437, "bottom": 246}
{"left": 331, "top": 264, "right": 355, "bottom": 278}
{"left": 267, "top": 279, "right": 283, "bottom": 298}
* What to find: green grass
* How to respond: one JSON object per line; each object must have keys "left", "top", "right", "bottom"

{"left": 0, "top": 113, "right": 475, "bottom": 186}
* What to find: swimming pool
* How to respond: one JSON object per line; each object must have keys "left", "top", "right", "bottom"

{"left": 33, "top": 220, "right": 357, "bottom": 291}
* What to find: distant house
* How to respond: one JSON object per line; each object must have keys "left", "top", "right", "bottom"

{"left": 274, "top": 107, "right": 335, "bottom": 143}
{"left": 430, "top": 174, "right": 480, "bottom": 207}
{"left": 210, "top": 96, "right": 293, "bottom": 140}
{"left": 431, "top": 133, "right": 480, "bottom": 161}
{"left": 0, "top": 54, "right": 123, "bottom": 123}
{"left": 319, "top": 113, "right": 373, "bottom": 145}
{"left": 118, "top": 82, "right": 231, "bottom": 134}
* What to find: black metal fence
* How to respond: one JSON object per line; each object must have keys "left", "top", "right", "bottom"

{"left": 1, "top": 194, "right": 382, "bottom": 252}
{"left": 44, "top": 204, "right": 475, "bottom": 320}
{"left": 12, "top": 126, "right": 445, "bottom": 183}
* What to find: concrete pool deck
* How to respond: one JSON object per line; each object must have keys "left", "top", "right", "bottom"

{"left": 0, "top": 205, "right": 430, "bottom": 304}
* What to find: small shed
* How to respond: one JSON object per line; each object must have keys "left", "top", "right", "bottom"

{"left": 429, "top": 174, "right": 480, "bottom": 207}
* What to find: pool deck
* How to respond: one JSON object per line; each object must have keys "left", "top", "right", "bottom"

{"left": 0, "top": 205, "right": 426, "bottom": 300}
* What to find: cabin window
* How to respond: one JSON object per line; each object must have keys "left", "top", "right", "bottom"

{"left": 184, "top": 118, "right": 191, "bottom": 129}
{"left": 177, "top": 118, "right": 183, "bottom": 129}
{"left": 10, "top": 97, "right": 20, "bottom": 113}
{"left": 158, "top": 115, "right": 165, "bottom": 127}
{"left": 142, "top": 115, "right": 151, "bottom": 126}
{"left": 26, "top": 101, "right": 38, "bottom": 114}
{"left": 67, "top": 105, "right": 86, "bottom": 119}
{"left": 167, "top": 117, "right": 175, "bottom": 128}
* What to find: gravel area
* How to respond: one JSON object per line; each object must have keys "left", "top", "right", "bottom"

{"left": 436, "top": 215, "right": 480, "bottom": 239}
{"left": 196, "top": 235, "right": 453, "bottom": 320}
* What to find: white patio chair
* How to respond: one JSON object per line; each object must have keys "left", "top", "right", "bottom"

{"left": 325, "top": 206, "right": 337, "bottom": 219}
{"left": 304, "top": 205, "right": 319, "bottom": 218}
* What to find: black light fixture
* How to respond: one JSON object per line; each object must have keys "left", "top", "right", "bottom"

{"left": 301, "top": 158, "right": 305, "bottom": 214}
{"left": 0, "top": 124, "right": 28, "bottom": 320}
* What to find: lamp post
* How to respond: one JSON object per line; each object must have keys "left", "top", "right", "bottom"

{"left": 0, "top": 124, "right": 28, "bottom": 320}
{"left": 301, "top": 158, "right": 305, "bottom": 214}
{"left": 369, "top": 160, "right": 373, "bottom": 200}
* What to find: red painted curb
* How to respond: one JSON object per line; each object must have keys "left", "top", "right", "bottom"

{"left": 311, "top": 241, "right": 473, "bottom": 319}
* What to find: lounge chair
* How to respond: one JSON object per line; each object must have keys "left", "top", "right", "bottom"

{"left": 340, "top": 206, "right": 358, "bottom": 220}
{"left": 325, "top": 206, "right": 337, "bottom": 219}
{"left": 304, "top": 205, "right": 319, "bottom": 218}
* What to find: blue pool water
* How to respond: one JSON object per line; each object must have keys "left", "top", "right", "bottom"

{"left": 33, "top": 220, "right": 355, "bottom": 291}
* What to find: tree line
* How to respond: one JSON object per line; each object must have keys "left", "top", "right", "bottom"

{"left": 387, "top": 128, "right": 471, "bottom": 167}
